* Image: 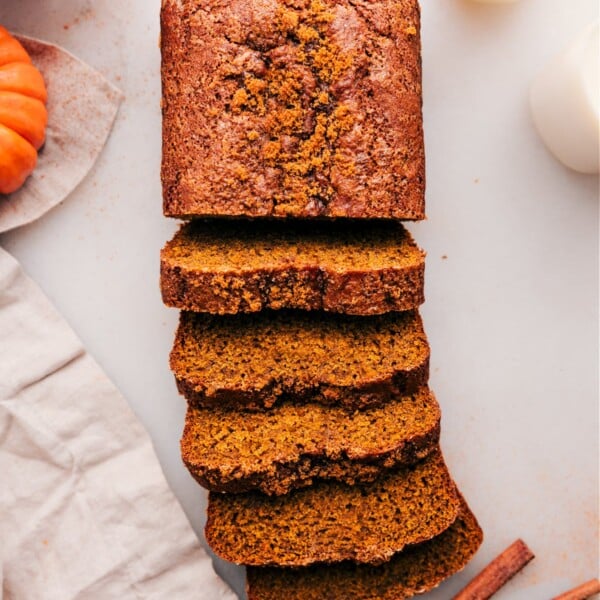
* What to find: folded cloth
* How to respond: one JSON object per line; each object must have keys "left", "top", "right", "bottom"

{"left": 0, "top": 34, "right": 236, "bottom": 600}
{"left": 0, "top": 246, "right": 237, "bottom": 599}
{"left": 0, "top": 35, "right": 123, "bottom": 233}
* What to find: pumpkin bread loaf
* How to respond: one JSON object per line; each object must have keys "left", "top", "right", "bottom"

{"left": 246, "top": 495, "right": 483, "bottom": 600}
{"left": 161, "top": 0, "right": 425, "bottom": 219}
{"left": 205, "top": 450, "right": 460, "bottom": 567}
{"left": 161, "top": 220, "right": 425, "bottom": 315}
{"left": 181, "top": 386, "right": 440, "bottom": 495}
{"left": 170, "top": 310, "right": 430, "bottom": 410}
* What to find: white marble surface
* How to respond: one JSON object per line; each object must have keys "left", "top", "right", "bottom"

{"left": 0, "top": 1, "right": 598, "bottom": 598}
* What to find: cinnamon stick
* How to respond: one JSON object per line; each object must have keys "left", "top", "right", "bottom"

{"left": 552, "top": 579, "right": 600, "bottom": 600}
{"left": 452, "top": 539, "right": 535, "bottom": 600}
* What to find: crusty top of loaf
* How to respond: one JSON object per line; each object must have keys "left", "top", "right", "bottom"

{"left": 161, "top": 0, "right": 425, "bottom": 219}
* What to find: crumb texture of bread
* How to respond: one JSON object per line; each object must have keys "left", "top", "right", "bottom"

{"left": 161, "top": 220, "right": 425, "bottom": 315}
{"left": 205, "top": 450, "right": 460, "bottom": 567}
{"left": 170, "top": 309, "right": 430, "bottom": 410}
{"left": 246, "top": 494, "right": 483, "bottom": 599}
{"left": 181, "top": 386, "right": 440, "bottom": 494}
{"left": 161, "top": 0, "right": 425, "bottom": 219}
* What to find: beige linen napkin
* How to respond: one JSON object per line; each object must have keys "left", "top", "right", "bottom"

{"left": 0, "top": 247, "right": 237, "bottom": 600}
{"left": 0, "top": 35, "right": 123, "bottom": 233}
{"left": 0, "top": 36, "right": 237, "bottom": 600}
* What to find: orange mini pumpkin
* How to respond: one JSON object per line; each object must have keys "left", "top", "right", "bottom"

{"left": 0, "top": 26, "right": 48, "bottom": 195}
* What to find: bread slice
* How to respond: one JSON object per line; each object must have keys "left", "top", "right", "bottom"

{"left": 246, "top": 494, "right": 483, "bottom": 600}
{"left": 161, "top": 221, "right": 425, "bottom": 315}
{"left": 205, "top": 450, "right": 460, "bottom": 567}
{"left": 170, "top": 310, "right": 430, "bottom": 410}
{"left": 181, "top": 386, "right": 440, "bottom": 495}
{"left": 161, "top": 0, "right": 425, "bottom": 220}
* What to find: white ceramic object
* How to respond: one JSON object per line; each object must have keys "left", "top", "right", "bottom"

{"left": 530, "top": 22, "right": 600, "bottom": 174}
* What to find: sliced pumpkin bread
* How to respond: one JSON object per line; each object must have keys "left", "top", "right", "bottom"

{"left": 161, "top": 221, "right": 425, "bottom": 315}
{"left": 181, "top": 386, "right": 440, "bottom": 495}
{"left": 205, "top": 450, "right": 460, "bottom": 567}
{"left": 170, "top": 310, "right": 430, "bottom": 410}
{"left": 246, "top": 494, "right": 483, "bottom": 600}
